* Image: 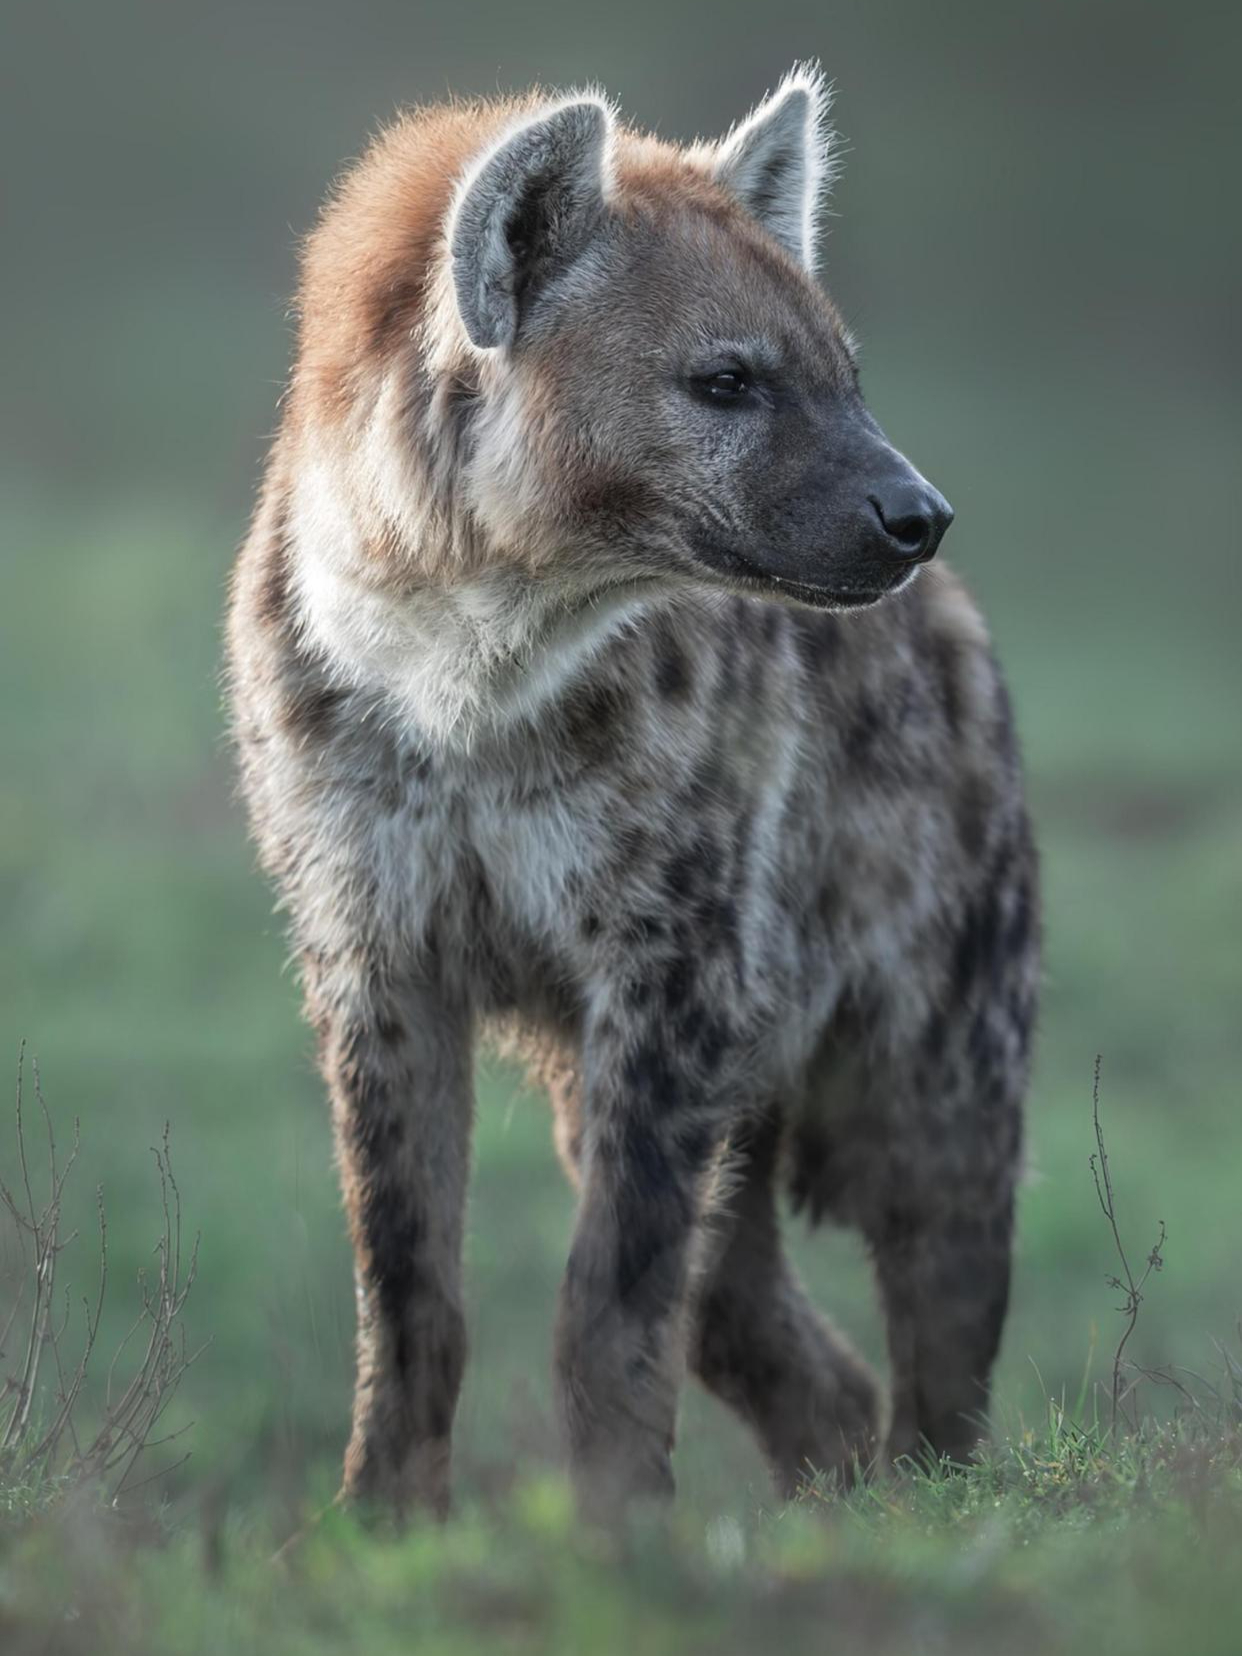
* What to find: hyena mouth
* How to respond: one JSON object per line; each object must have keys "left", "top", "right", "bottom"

{"left": 762, "top": 566, "right": 922, "bottom": 611}
{"left": 691, "top": 540, "right": 921, "bottom": 612}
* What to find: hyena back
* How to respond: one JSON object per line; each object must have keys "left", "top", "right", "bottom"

{"left": 227, "top": 65, "right": 1038, "bottom": 1520}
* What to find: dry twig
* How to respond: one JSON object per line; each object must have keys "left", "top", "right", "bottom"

{"left": 1089, "top": 1054, "right": 1166, "bottom": 1433}
{"left": 0, "top": 1044, "right": 205, "bottom": 1500}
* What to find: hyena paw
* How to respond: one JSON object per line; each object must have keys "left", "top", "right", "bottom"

{"left": 572, "top": 1439, "right": 676, "bottom": 1527}
{"left": 341, "top": 1433, "right": 453, "bottom": 1526}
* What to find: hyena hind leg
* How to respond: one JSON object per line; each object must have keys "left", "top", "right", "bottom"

{"left": 869, "top": 1186, "right": 1014, "bottom": 1470}
{"left": 315, "top": 965, "right": 474, "bottom": 1523}
{"left": 690, "top": 1109, "right": 883, "bottom": 1499}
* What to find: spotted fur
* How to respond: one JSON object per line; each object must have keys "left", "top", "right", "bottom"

{"left": 227, "top": 66, "right": 1038, "bottom": 1520}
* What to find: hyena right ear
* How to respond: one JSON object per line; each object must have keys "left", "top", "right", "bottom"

{"left": 449, "top": 98, "right": 613, "bottom": 350}
{"left": 712, "top": 63, "right": 837, "bottom": 272}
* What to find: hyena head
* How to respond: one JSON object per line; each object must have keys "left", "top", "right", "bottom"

{"left": 292, "top": 64, "right": 952, "bottom": 638}
{"left": 439, "top": 63, "right": 953, "bottom": 610}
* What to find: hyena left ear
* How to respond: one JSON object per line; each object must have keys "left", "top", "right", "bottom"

{"left": 712, "top": 63, "right": 837, "bottom": 271}
{"left": 450, "top": 97, "right": 613, "bottom": 350}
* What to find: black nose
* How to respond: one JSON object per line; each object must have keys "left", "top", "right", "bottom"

{"left": 868, "top": 480, "right": 954, "bottom": 563}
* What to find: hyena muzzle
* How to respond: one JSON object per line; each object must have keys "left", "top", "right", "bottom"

{"left": 227, "top": 64, "right": 1038, "bottom": 1522}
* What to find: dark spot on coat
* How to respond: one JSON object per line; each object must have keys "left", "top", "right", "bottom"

{"left": 815, "top": 881, "right": 842, "bottom": 929}
{"left": 622, "top": 1040, "right": 680, "bottom": 1110}
{"left": 626, "top": 912, "right": 666, "bottom": 945}
{"left": 955, "top": 775, "right": 992, "bottom": 861}
{"left": 843, "top": 698, "right": 888, "bottom": 776}
{"left": 343, "top": 1070, "right": 401, "bottom": 1149}
{"left": 922, "top": 1009, "right": 950, "bottom": 1067}
{"left": 716, "top": 613, "right": 743, "bottom": 699}
{"left": 665, "top": 841, "right": 725, "bottom": 907}
{"left": 690, "top": 897, "right": 742, "bottom": 985}
{"left": 950, "top": 872, "right": 1006, "bottom": 1003}
{"left": 255, "top": 511, "right": 294, "bottom": 630}
{"left": 374, "top": 1011, "right": 405, "bottom": 1047}
{"left": 363, "top": 1190, "right": 423, "bottom": 1327}
{"left": 992, "top": 670, "right": 1017, "bottom": 758}
{"left": 562, "top": 682, "right": 629, "bottom": 766}
{"left": 662, "top": 846, "right": 702, "bottom": 900}
{"left": 401, "top": 750, "right": 435, "bottom": 787}
{"left": 624, "top": 975, "right": 653, "bottom": 1011}
{"left": 654, "top": 632, "right": 692, "bottom": 701}
{"left": 790, "top": 611, "right": 839, "bottom": 677}
{"left": 282, "top": 679, "right": 350, "bottom": 743}
{"left": 930, "top": 632, "right": 965, "bottom": 738}
{"left": 614, "top": 824, "right": 651, "bottom": 872}
{"left": 1005, "top": 872, "right": 1034, "bottom": 959}
{"left": 691, "top": 1013, "right": 730, "bottom": 1075}
{"left": 607, "top": 1120, "right": 694, "bottom": 1304}
{"left": 967, "top": 1008, "right": 995, "bottom": 1084}
{"left": 339, "top": 1064, "right": 418, "bottom": 1321}
{"left": 660, "top": 954, "right": 694, "bottom": 1014}
{"left": 671, "top": 1117, "right": 715, "bottom": 1171}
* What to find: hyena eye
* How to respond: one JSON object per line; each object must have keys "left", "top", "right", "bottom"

{"left": 692, "top": 368, "right": 751, "bottom": 405}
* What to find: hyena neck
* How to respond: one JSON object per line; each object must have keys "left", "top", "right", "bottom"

{"left": 295, "top": 509, "right": 653, "bottom": 748}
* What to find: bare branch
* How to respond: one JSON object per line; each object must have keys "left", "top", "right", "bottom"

{"left": 0, "top": 1047, "right": 202, "bottom": 1502}
{"left": 1089, "top": 1055, "right": 1168, "bottom": 1434}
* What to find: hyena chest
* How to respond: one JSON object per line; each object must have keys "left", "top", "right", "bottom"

{"left": 394, "top": 757, "right": 607, "bottom": 1013}
{"left": 386, "top": 733, "right": 831, "bottom": 1051}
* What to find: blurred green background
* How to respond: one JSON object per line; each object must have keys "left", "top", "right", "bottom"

{"left": 2, "top": 0, "right": 1239, "bottom": 1521}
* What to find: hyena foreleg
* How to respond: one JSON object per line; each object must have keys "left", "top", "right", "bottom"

{"left": 553, "top": 1003, "right": 729, "bottom": 1517}
{"left": 311, "top": 956, "right": 473, "bottom": 1521}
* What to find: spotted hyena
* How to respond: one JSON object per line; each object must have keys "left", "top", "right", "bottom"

{"left": 227, "top": 64, "right": 1038, "bottom": 1521}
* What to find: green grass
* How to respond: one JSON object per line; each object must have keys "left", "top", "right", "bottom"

{"left": 4, "top": 1410, "right": 1242, "bottom": 1655}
